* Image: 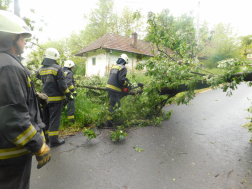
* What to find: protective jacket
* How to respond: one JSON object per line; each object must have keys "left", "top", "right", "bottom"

{"left": 0, "top": 50, "right": 44, "bottom": 165}
{"left": 106, "top": 59, "right": 129, "bottom": 92}
{"left": 63, "top": 67, "right": 76, "bottom": 92}
{"left": 36, "top": 59, "right": 70, "bottom": 103}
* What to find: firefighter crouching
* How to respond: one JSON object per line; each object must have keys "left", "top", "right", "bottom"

{"left": 106, "top": 54, "right": 131, "bottom": 127}
{"left": 36, "top": 48, "right": 74, "bottom": 147}
{"left": 0, "top": 10, "right": 51, "bottom": 189}
{"left": 63, "top": 60, "right": 77, "bottom": 123}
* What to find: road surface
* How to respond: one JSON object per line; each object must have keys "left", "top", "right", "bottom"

{"left": 31, "top": 83, "right": 252, "bottom": 189}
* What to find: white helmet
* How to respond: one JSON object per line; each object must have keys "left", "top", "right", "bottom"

{"left": 64, "top": 60, "right": 76, "bottom": 68}
{"left": 0, "top": 10, "right": 32, "bottom": 38}
{"left": 44, "top": 48, "right": 60, "bottom": 60}
{"left": 120, "top": 54, "right": 129, "bottom": 64}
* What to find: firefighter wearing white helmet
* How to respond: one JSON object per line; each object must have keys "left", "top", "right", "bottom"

{"left": 0, "top": 10, "right": 51, "bottom": 189}
{"left": 44, "top": 48, "right": 60, "bottom": 60}
{"left": 105, "top": 53, "right": 131, "bottom": 127}
{"left": 120, "top": 53, "right": 129, "bottom": 64}
{"left": 63, "top": 60, "right": 77, "bottom": 123}
{"left": 36, "top": 49, "right": 73, "bottom": 147}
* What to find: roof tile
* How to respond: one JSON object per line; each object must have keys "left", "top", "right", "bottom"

{"left": 75, "top": 33, "right": 173, "bottom": 57}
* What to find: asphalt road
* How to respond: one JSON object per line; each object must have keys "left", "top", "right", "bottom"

{"left": 31, "top": 83, "right": 252, "bottom": 189}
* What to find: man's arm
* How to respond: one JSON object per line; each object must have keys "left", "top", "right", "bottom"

{"left": 57, "top": 67, "right": 71, "bottom": 97}
{"left": 0, "top": 65, "right": 43, "bottom": 153}
{"left": 118, "top": 68, "right": 128, "bottom": 87}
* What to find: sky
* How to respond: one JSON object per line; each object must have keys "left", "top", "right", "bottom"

{"left": 14, "top": 0, "right": 252, "bottom": 42}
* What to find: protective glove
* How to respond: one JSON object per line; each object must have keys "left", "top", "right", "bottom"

{"left": 66, "top": 93, "right": 74, "bottom": 101}
{"left": 34, "top": 143, "right": 51, "bottom": 169}
{"left": 68, "top": 94, "right": 74, "bottom": 101}
{"left": 37, "top": 93, "right": 49, "bottom": 108}
{"left": 122, "top": 87, "right": 128, "bottom": 93}
{"left": 73, "top": 91, "right": 77, "bottom": 97}
{"left": 126, "top": 83, "right": 132, "bottom": 91}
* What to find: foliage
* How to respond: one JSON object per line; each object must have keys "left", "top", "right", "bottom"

{"left": 0, "top": 0, "right": 12, "bottom": 10}
{"left": 110, "top": 127, "right": 127, "bottom": 141}
{"left": 83, "top": 127, "right": 97, "bottom": 140}
{"left": 204, "top": 23, "right": 240, "bottom": 68}
{"left": 22, "top": 5, "right": 252, "bottom": 143}
{"left": 133, "top": 145, "right": 144, "bottom": 152}
{"left": 118, "top": 6, "right": 145, "bottom": 37}
{"left": 238, "top": 34, "right": 252, "bottom": 58}
{"left": 242, "top": 104, "right": 252, "bottom": 142}
{"left": 144, "top": 9, "right": 210, "bottom": 61}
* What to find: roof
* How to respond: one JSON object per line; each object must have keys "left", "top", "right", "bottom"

{"left": 75, "top": 33, "right": 174, "bottom": 57}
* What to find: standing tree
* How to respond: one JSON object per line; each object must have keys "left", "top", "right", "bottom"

{"left": 204, "top": 23, "right": 240, "bottom": 68}
{"left": 239, "top": 34, "right": 252, "bottom": 59}
{"left": 0, "top": 0, "right": 11, "bottom": 10}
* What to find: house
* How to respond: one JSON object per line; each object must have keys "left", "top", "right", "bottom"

{"left": 247, "top": 54, "right": 252, "bottom": 59}
{"left": 75, "top": 33, "right": 173, "bottom": 77}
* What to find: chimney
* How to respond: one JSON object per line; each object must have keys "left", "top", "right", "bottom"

{"left": 131, "top": 33, "right": 137, "bottom": 47}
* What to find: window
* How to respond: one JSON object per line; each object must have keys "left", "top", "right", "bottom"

{"left": 92, "top": 57, "right": 96, "bottom": 65}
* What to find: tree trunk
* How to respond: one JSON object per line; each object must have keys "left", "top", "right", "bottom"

{"left": 76, "top": 71, "right": 252, "bottom": 98}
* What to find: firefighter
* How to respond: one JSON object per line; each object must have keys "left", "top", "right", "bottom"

{"left": 106, "top": 54, "right": 131, "bottom": 127}
{"left": 36, "top": 48, "right": 74, "bottom": 147}
{"left": 0, "top": 10, "right": 51, "bottom": 189}
{"left": 63, "top": 60, "right": 77, "bottom": 123}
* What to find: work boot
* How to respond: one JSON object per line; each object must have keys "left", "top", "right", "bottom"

{"left": 49, "top": 136, "right": 65, "bottom": 147}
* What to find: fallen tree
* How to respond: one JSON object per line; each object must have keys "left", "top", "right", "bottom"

{"left": 77, "top": 71, "right": 252, "bottom": 98}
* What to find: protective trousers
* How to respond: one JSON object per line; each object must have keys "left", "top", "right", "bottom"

{"left": 0, "top": 156, "right": 32, "bottom": 189}
{"left": 42, "top": 102, "right": 63, "bottom": 142}
{"left": 67, "top": 99, "right": 75, "bottom": 120}
{"left": 107, "top": 90, "right": 121, "bottom": 113}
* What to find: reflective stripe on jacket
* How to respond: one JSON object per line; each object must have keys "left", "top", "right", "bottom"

{"left": 36, "top": 60, "right": 70, "bottom": 103}
{"left": 63, "top": 68, "right": 76, "bottom": 92}
{"left": 106, "top": 64, "right": 128, "bottom": 92}
{"left": 0, "top": 51, "right": 44, "bottom": 165}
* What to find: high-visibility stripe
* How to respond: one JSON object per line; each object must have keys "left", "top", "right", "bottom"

{"left": 41, "top": 131, "right": 45, "bottom": 142}
{"left": 48, "top": 131, "right": 59, "bottom": 136}
{"left": 27, "top": 77, "right": 31, "bottom": 87}
{"left": 39, "top": 70, "right": 57, "bottom": 76}
{"left": 112, "top": 66, "right": 122, "bottom": 71}
{"left": 68, "top": 85, "right": 74, "bottom": 90}
{"left": 12, "top": 125, "right": 36, "bottom": 146}
{"left": 48, "top": 96, "right": 66, "bottom": 101}
{"left": 63, "top": 88, "right": 70, "bottom": 94}
{"left": 40, "top": 67, "right": 58, "bottom": 72}
{"left": 0, "top": 146, "right": 30, "bottom": 160}
{"left": 67, "top": 115, "right": 74, "bottom": 119}
{"left": 64, "top": 72, "right": 67, "bottom": 77}
{"left": 106, "top": 84, "right": 122, "bottom": 92}
{"left": 123, "top": 81, "right": 127, "bottom": 86}
{"left": 45, "top": 130, "right": 49, "bottom": 135}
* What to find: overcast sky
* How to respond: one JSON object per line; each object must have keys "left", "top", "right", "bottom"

{"left": 16, "top": 0, "right": 252, "bottom": 42}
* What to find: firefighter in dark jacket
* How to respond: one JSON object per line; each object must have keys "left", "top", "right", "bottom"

{"left": 106, "top": 54, "right": 130, "bottom": 127}
{"left": 63, "top": 60, "right": 77, "bottom": 123}
{"left": 36, "top": 48, "right": 74, "bottom": 147}
{"left": 0, "top": 10, "right": 51, "bottom": 189}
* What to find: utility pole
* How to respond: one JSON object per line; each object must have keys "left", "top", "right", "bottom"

{"left": 195, "top": 1, "right": 200, "bottom": 62}
{"left": 14, "top": 0, "right": 20, "bottom": 17}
